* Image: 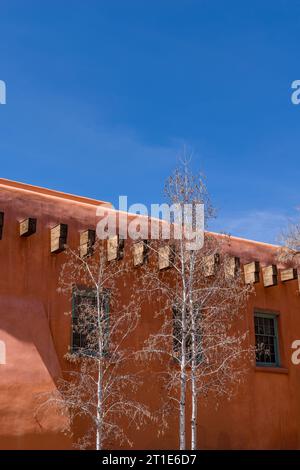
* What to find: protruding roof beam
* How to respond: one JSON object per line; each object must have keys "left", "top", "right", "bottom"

{"left": 158, "top": 245, "right": 174, "bottom": 270}
{"left": 203, "top": 254, "right": 220, "bottom": 277}
{"left": 262, "top": 265, "right": 278, "bottom": 287}
{"left": 50, "top": 223, "right": 68, "bottom": 254}
{"left": 133, "top": 240, "right": 148, "bottom": 267}
{"left": 20, "top": 218, "right": 37, "bottom": 237}
{"left": 80, "top": 229, "right": 95, "bottom": 258}
{"left": 280, "top": 268, "right": 297, "bottom": 282}
{"left": 225, "top": 256, "right": 240, "bottom": 279}
{"left": 107, "top": 235, "right": 124, "bottom": 261}
{"left": 244, "top": 261, "right": 260, "bottom": 284}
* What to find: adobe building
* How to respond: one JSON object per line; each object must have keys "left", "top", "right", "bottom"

{"left": 1, "top": 177, "right": 300, "bottom": 450}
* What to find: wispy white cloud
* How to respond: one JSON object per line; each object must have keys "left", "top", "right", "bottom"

{"left": 210, "top": 209, "right": 300, "bottom": 244}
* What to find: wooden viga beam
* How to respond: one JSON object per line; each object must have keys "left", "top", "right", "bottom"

{"left": 280, "top": 268, "right": 297, "bottom": 282}
{"left": 19, "top": 218, "right": 37, "bottom": 237}
{"left": 0, "top": 212, "right": 3, "bottom": 240}
{"left": 279, "top": 267, "right": 300, "bottom": 293}
{"left": 50, "top": 223, "right": 68, "bottom": 254}
{"left": 224, "top": 256, "right": 240, "bottom": 279}
{"left": 158, "top": 245, "right": 174, "bottom": 270}
{"left": 203, "top": 254, "right": 220, "bottom": 277}
{"left": 80, "top": 229, "right": 96, "bottom": 258}
{"left": 243, "top": 261, "right": 260, "bottom": 284}
{"left": 262, "top": 265, "right": 278, "bottom": 287}
{"left": 133, "top": 240, "right": 148, "bottom": 267}
{"left": 107, "top": 235, "right": 125, "bottom": 261}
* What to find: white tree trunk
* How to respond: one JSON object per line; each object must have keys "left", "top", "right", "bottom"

{"left": 96, "top": 287, "right": 103, "bottom": 450}
{"left": 189, "top": 251, "right": 197, "bottom": 450}
{"left": 179, "top": 344, "right": 186, "bottom": 450}
{"left": 179, "top": 240, "right": 187, "bottom": 450}
{"left": 190, "top": 308, "right": 197, "bottom": 450}
{"left": 191, "top": 360, "right": 197, "bottom": 450}
{"left": 96, "top": 358, "right": 102, "bottom": 450}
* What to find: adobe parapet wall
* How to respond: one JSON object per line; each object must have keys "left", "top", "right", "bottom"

{"left": 0, "top": 178, "right": 299, "bottom": 294}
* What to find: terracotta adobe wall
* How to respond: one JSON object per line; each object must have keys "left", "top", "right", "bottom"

{"left": 1, "top": 179, "right": 300, "bottom": 449}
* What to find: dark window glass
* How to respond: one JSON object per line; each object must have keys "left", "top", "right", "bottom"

{"left": 254, "top": 314, "right": 279, "bottom": 366}
{"left": 72, "top": 288, "right": 109, "bottom": 356}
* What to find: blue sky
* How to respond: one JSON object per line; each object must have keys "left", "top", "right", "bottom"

{"left": 0, "top": 0, "right": 300, "bottom": 243}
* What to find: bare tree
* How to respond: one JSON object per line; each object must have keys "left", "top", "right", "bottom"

{"left": 140, "top": 160, "right": 252, "bottom": 450}
{"left": 37, "top": 240, "right": 150, "bottom": 450}
{"left": 277, "top": 221, "right": 300, "bottom": 266}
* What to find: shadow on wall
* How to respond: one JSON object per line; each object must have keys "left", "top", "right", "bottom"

{"left": 0, "top": 295, "right": 60, "bottom": 378}
{"left": 0, "top": 295, "right": 71, "bottom": 450}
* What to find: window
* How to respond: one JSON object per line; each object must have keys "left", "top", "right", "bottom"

{"left": 254, "top": 313, "right": 279, "bottom": 366}
{"left": 72, "top": 288, "right": 109, "bottom": 356}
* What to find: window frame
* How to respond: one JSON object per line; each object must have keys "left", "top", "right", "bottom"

{"left": 71, "top": 286, "right": 110, "bottom": 357}
{"left": 254, "top": 311, "right": 280, "bottom": 368}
